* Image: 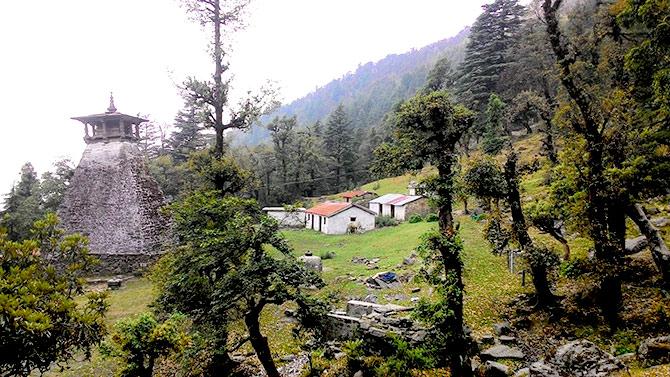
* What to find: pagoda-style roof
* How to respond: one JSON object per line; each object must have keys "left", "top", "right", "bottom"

{"left": 71, "top": 112, "right": 148, "bottom": 124}
{"left": 71, "top": 93, "right": 147, "bottom": 124}
{"left": 71, "top": 93, "right": 147, "bottom": 144}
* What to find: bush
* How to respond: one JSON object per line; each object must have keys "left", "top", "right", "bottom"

{"left": 374, "top": 335, "right": 435, "bottom": 377}
{"left": 408, "top": 214, "right": 423, "bottom": 223}
{"left": 320, "top": 250, "right": 336, "bottom": 260}
{"left": 425, "top": 213, "right": 439, "bottom": 222}
{"left": 376, "top": 215, "right": 399, "bottom": 227}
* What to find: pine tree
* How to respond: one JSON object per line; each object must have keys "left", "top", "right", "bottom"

{"left": 323, "top": 104, "right": 355, "bottom": 192}
{"left": 170, "top": 106, "right": 207, "bottom": 163}
{"left": 1, "top": 163, "right": 42, "bottom": 241}
{"left": 456, "top": 0, "right": 525, "bottom": 137}
{"left": 481, "top": 94, "right": 509, "bottom": 155}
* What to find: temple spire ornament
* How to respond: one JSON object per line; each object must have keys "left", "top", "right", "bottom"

{"left": 106, "top": 91, "right": 117, "bottom": 113}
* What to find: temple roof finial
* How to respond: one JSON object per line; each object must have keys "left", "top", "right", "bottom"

{"left": 106, "top": 92, "right": 117, "bottom": 113}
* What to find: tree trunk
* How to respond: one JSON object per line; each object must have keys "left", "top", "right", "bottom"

{"left": 543, "top": 0, "right": 621, "bottom": 329}
{"left": 436, "top": 162, "right": 473, "bottom": 377}
{"left": 627, "top": 204, "right": 670, "bottom": 286}
{"left": 504, "top": 152, "right": 556, "bottom": 306}
{"left": 245, "top": 306, "right": 280, "bottom": 377}
{"left": 559, "top": 239, "right": 570, "bottom": 260}
{"left": 213, "top": 0, "right": 225, "bottom": 158}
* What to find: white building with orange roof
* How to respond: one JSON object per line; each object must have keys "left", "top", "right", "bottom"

{"left": 305, "top": 201, "right": 376, "bottom": 234}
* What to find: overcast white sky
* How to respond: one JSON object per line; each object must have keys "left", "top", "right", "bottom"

{"left": 0, "top": 0, "right": 495, "bottom": 194}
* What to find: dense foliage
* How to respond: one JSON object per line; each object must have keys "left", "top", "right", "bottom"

{"left": 0, "top": 214, "right": 107, "bottom": 376}
{"left": 153, "top": 192, "right": 325, "bottom": 376}
{"left": 1, "top": 161, "right": 74, "bottom": 241}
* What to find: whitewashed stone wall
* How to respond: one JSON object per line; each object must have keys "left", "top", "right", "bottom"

{"left": 264, "top": 208, "right": 305, "bottom": 228}
{"left": 306, "top": 207, "right": 375, "bottom": 235}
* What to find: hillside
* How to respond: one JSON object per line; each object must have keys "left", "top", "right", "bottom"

{"left": 233, "top": 27, "right": 470, "bottom": 146}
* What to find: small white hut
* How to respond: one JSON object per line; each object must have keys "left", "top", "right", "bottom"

{"left": 262, "top": 207, "right": 306, "bottom": 228}
{"left": 368, "top": 194, "right": 429, "bottom": 221}
{"left": 305, "top": 202, "right": 376, "bottom": 235}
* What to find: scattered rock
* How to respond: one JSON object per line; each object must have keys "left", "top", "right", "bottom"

{"left": 652, "top": 217, "right": 670, "bottom": 228}
{"left": 645, "top": 206, "right": 661, "bottom": 215}
{"left": 638, "top": 335, "right": 670, "bottom": 366}
{"left": 513, "top": 367, "right": 530, "bottom": 377}
{"left": 351, "top": 256, "right": 368, "bottom": 264}
{"left": 298, "top": 253, "right": 323, "bottom": 272}
{"left": 403, "top": 256, "right": 416, "bottom": 265}
{"left": 480, "top": 334, "right": 496, "bottom": 346}
{"left": 277, "top": 353, "right": 309, "bottom": 377}
{"left": 480, "top": 344, "right": 525, "bottom": 360}
{"left": 410, "top": 297, "right": 420, "bottom": 303}
{"left": 529, "top": 361, "right": 560, "bottom": 377}
{"left": 411, "top": 287, "right": 421, "bottom": 293}
{"left": 499, "top": 335, "right": 516, "bottom": 345}
{"left": 353, "top": 371, "right": 364, "bottom": 377}
{"left": 493, "top": 322, "right": 512, "bottom": 336}
{"left": 551, "top": 340, "right": 623, "bottom": 376}
{"left": 480, "top": 360, "right": 511, "bottom": 377}
{"left": 363, "top": 294, "right": 378, "bottom": 303}
{"left": 280, "top": 355, "right": 296, "bottom": 362}
{"left": 615, "top": 352, "right": 636, "bottom": 365}
{"left": 625, "top": 236, "right": 648, "bottom": 254}
{"left": 107, "top": 278, "right": 122, "bottom": 290}
{"left": 365, "top": 271, "right": 402, "bottom": 289}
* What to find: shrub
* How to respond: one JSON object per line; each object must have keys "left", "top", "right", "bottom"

{"left": 374, "top": 335, "right": 435, "bottom": 377}
{"left": 376, "top": 215, "right": 399, "bottom": 227}
{"left": 320, "top": 250, "right": 336, "bottom": 260}
{"left": 408, "top": 214, "right": 423, "bottom": 223}
{"left": 425, "top": 213, "right": 439, "bottom": 222}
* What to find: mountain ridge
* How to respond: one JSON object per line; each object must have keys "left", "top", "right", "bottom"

{"left": 233, "top": 26, "right": 471, "bottom": 145}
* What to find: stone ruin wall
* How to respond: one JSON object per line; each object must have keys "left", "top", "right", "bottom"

{"left": 58, "top": 141, "right": 171, "bottom": 274}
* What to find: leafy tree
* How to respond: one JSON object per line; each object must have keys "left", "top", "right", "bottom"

{"left": 267, "top": 115, "right": 297, "bottom": 192}
{"left": 481, "top": 94, "right": 509, "bottom": 155}
{"left": 323, "top": 104, "right": 355, "bottom": 191}
{"left": 542, "top": 0, "right": 670, "bottom": 327}
{"left": 187, "top": 149, "right": 256, "bottom": 197}
{"left": 463, "top": 156, "right": 507, "bottom": 211}
{"left": 39, "top": 159, "right": 75, "bottom": 213}
{"left": 0, "top": 214, "right": 107, "bottom": 376}
{"left": 423, "top": 56, "right": 455, "bottom": 93}
{"left": 101, "top": 312, "right": 190, "bottom": 377}
{"left": 153, "top": 192, "right": 324, "bottom": 376}
{"left": 376, "top": 90, "right": 475, "bottom": 376}
{"left": 180, "top": 0, "right": 278, "bottom": 160}
{"left": 508, "top": 90, "right": 559, "bottom": 163}
{"left": 525, "top": 199, "right": 571, "bottom": 259}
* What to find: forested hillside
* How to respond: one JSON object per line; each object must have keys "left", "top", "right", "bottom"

{"left": 233, "top": 27, "right": 470, "bottom": 146}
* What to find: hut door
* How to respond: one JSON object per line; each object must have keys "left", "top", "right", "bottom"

{"left": 311, "top": 215, "right": 314, "bottom": 229}
{"left": 391, "top": 205, "right": 395, "bottom": 218}
{"left": 318, "top": 216, "right": 322, "bottom": 231}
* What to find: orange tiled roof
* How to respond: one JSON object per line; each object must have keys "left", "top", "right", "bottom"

{"left": 306, "top": 202, "right": 351, "bottom": 217}
{"left": 341, "top": 190, "right": 369, "bottom": 199}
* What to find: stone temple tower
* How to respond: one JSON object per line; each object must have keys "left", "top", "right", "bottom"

{"left": 59, "top": 94, "right": 170, "bottom": 273}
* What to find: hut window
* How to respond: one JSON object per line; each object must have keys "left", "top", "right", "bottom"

{"left": 350, "top": 217, "right": 356, "bottom": 222}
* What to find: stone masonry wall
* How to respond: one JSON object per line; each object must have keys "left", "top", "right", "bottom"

{"left": 58, "top": 141, "right": 171, "bottom": 274}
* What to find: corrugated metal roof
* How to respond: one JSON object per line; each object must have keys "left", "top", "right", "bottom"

{"left": 369, "top": 194, "right": 423, "bottom": 206}
{"left": 389, "top": 195, "right": 423, "bottom": 206}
